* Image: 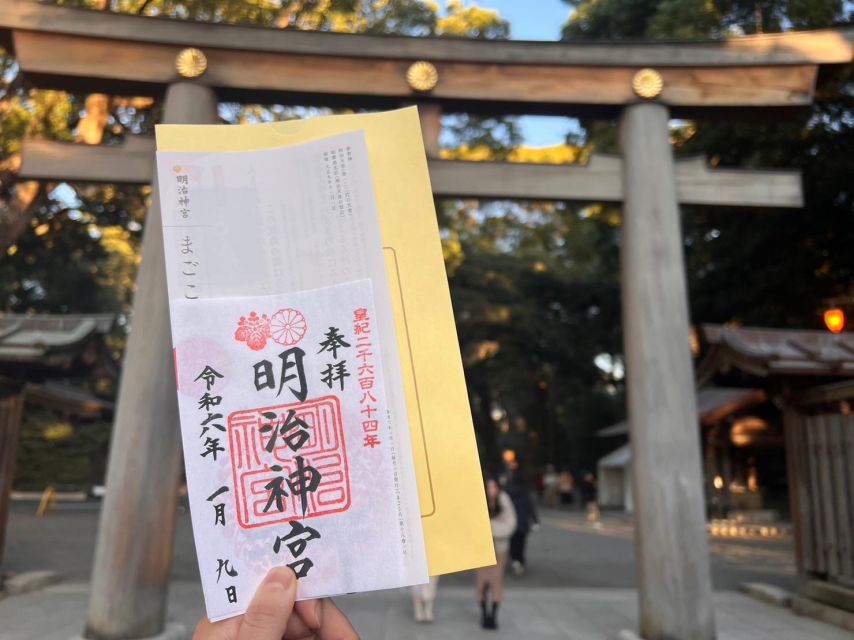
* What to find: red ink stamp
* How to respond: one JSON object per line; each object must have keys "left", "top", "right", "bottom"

{"left": 228, "top": 395, "right": 351, "bottom": 529}
{"left": 234, "top": 311, "right": 271, "bottom": 351}
{"left": 270, "top": 308, "right": 308, "bottom": 346}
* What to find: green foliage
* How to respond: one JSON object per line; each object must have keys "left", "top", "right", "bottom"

{"left": 50, "top": 0, "right": 508, "bottom": 35}
{"left": 562, "top": 0, "right": 854, "bottom": 333}
{"left": 548, "top": 0, "right": 854, "bottom": 473}
{"left": 646, "top": 0, "right": 721, "bottom": 39}
{"left": 712, "top": 0, "right": 848, "bottom": 33}
{"left": 51, "top": 0, "right": 355, "bottom": 26}
{"left": 0, "top": 0, "right": 524, "bottom": 486}
{"left": 0, "top": 184, "right": 147, "bottom": 314}
{"left": 363, "top": 0, "right": 436, "bottom": 35}
{"left": 561, "top": 0, "right": 851, "bottom": 38}
{"left": 0, "top": 0, "right": 510, "bottom": 316}
{"left": 441, "top": 114, "right": 522, "bottom": 161}
{"left": 435, "top": 0, "right": 509, "bottom": 38}
{"left": 441, "top": 198, "right": 625, "bottom": 469}
{"left": 13, "top": 407, "right": 111, "bottom": 491}
{"left": 563, "top": 0, "right": 663, "bottom": 39}
{"left": 681, "top": 64, "right": 854, "bottom": 328}
{"left": 4, "top": 0, "right": 850, "bottom": 481}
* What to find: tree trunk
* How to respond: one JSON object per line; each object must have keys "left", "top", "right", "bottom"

{"left": 0, "top": 173, "right": 45, "bottom": 257}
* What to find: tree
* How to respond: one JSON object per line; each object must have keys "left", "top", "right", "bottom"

{"left": 561, "top": 0, "right": 854, "bottom": 331}
{"left": 561, "top": 0, "right": 850, "bottom": 39}
{"left": 552, "top": 1, "right": 853, "bottom": 470}
{"left": 0, "top": 0, "right": 522, "bottom": 486}
{"left": 0, "top": 0, "right": 512, "bottom": 319}
{"left": 439, "top": 191, "right": 626, "bottom": 471}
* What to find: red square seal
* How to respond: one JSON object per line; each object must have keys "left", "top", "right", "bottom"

{"left": 228, "top": 395, "right": 351, "bottom": 529}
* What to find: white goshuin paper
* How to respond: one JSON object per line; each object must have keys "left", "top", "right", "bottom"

{"left": 156, "top": 131, "right": 428, "bottom": 622}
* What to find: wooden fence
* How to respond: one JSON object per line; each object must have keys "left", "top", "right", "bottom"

{"left": 787, "top": 385, "right": 854, "bottom": 588}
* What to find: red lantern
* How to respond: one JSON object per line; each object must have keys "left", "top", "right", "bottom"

{"left": 824, "top": 308, "right": 846, "bottom": 334}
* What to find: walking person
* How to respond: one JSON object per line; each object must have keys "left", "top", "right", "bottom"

{"left": 411, "top": 575, "right": 440, "bottom": 623}
{"left": 475, "top": 477, "right": 516, "bottom": 630}
{"left": 542, "top": 464, "right": 558, "bottom": 507}
{"left": 558, "top": 468, "right": 575, "bottom": 508}
{"left": 507, "top": 475, "right": 538, "bottom": 576}
{"left": 581, "top": 471, "right": 600, "bottom": 526}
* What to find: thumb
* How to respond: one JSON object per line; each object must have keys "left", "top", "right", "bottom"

{"left": 237, "top": 567, "right": 297, "bottom": 640}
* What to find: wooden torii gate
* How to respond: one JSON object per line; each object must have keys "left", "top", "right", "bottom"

{"left": 1, "top": 1, "right": 851, "bottom": 638}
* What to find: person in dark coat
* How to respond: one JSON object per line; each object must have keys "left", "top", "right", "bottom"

{"left": 506, "top": 476, "right": 539, "bottom": 576}
{"left": 581, "top": 472, "right": 600, "bottom": 525}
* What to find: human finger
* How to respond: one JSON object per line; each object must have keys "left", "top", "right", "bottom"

{"left": 294, "top": 600, "right": 322, "bottom": 629}
{"left": 281, "top": 600, "right": 322, "bottom": 638}
{"left": 316, "top": 598, "right": 359, "bottom": 640}
{"left": 192, "top": 613, "right": 242, "bottom": 640}
{"left": 282, "top": 598, "right": 331, "bottom": 638}
{"left": 282, "top": 606, "right": 314, "bottom": 639}
{"left": 237, "top": 567, "right": 297, "bottom": 640}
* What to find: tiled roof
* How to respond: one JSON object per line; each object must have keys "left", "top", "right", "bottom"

{"left": 701, "top": 324, "right": 854, "bottom": 377}
{"left": 0, "top": 313, "right": 114, "bottom": 366}
{"left": 597, "top": 386, "right": 764, "bottom": 437}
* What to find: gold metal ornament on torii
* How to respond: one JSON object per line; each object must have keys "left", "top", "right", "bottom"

{"left": 406, "top": 61, "right": 439, "bottom": 92}
{"left": 632, "top": 68, "right": 664, "bottom": 99}
{"left": 175, "top": 47, "right": 207, "bottom": 78}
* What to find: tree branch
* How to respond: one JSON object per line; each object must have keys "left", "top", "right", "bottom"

{"left": 134, "top": 0, "right": 154, "bottom": 16}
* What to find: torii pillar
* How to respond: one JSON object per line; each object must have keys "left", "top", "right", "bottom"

{"left": 619, "top": 97, "right": 715, "bottom": 639}
{"left": 84, "top": 82, "right": 217, "bottom": 640}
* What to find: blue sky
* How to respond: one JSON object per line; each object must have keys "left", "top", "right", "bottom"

{"left": 486, "top": 0, "right": 570, "bottom": 41}
{"left": 472, "top": 0, "right": 579, "bottom": 147}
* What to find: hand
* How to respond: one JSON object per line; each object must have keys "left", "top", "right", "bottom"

{"left": 193, "top": 567, "right": 359, "bottom": 640}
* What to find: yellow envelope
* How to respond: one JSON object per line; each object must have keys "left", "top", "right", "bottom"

{"left": 156, "top": 106, "right": 494, "bottom": 575}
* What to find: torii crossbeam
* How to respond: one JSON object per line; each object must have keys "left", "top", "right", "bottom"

{"left": 19, "top": 137, "right": 804, "bottom": 208}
